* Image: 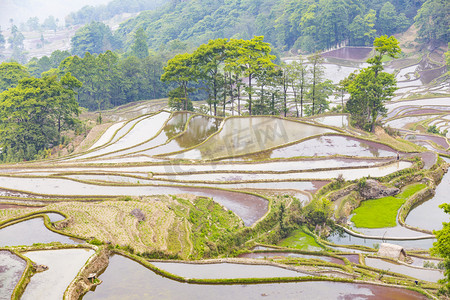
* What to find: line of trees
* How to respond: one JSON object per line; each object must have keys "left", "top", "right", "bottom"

{"left": 162, "top": 36, "right": 333, "bottom": 117}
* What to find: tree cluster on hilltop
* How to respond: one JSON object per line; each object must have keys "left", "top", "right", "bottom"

{"left": 162, "top": 36, "right": 334, "bottom": 117}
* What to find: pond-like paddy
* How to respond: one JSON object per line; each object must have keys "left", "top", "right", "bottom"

{"left": 83, "top": 255, "right": 427, "bottom": 299}
{"left": 151, "top": 261, "right": 309, "bottom": 279}
{"left": 326, "top": 231, "right": 435, "bottom": 250}
{"left": 406, "top": 167, "right": 450, "bottom": 231}
{"left": 76, "top": 112, "right": 171, "bottom": 159}
{"left": 171, "top": 117, "right": 336, "bottom": 160}
{"left": 0, "top": 250, "right": 26, "bottom": 299}
{"left": 0, "top": 216, "right": 83, "bottom": 247}
{"left": 244, "top": 135, "right": 398, "bottom": 159}
{"left": 155, "top": 161, "right": 412, "bottom": 181}
{"left": 0, "top": 177, "right": 267, "bottom": 226}
{"left": 22, "top": 248, "right": 94, "bottom": 300}
{"left": 238, "top": 252, "right": 345, "bottom": 265}
{"left": 365, "top": 257, "right": 443, "bottom": 283}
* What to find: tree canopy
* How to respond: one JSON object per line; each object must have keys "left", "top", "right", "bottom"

{"left": 71, "top": 22, "right": 121, "bottom": 57}
{"left": 116, "top": 0, "right": 427, "bottom": 54}
{"left": 345, "top": 35, "right": 400, "bottom": 131}
{"left": 0, "top": 74, "right": 82, "bottom": 162}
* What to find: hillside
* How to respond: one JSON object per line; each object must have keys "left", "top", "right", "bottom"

{"left": 117, "top": 0, "right": 426, "bottom": 53}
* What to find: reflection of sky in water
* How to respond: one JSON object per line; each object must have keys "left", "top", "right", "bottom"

{"left": 406, "top": 169, "right": 450, "bottom": 231}
{"left": 268, "top": 135, "right": 396, "bottom": 158}
{"left": 84, "top": 255, "right": 427, "bottom": 300}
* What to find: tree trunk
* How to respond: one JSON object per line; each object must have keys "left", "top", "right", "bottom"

{"left": 248, "top": 74, "right": 252, "bottom": 116}
{"left": 229, "top": 72, "right": 234, "bottom": 116}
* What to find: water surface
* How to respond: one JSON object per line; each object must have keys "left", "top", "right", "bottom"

{"left": 84, "top": 255, "right": 427, "bottom": 300}
{"left": 0, "top": 251, "right": 26, "bottom": 300}
{"left": 22, "top": 249, "right": 94, "bottom": 300}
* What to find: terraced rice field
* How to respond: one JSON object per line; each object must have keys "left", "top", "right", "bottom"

{"left": 1, "top": 50, "right": 449, "bottom": 298}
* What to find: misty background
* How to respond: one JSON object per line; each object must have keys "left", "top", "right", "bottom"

{"left": 0, "top": 0, "right": 111, "bottom": 29}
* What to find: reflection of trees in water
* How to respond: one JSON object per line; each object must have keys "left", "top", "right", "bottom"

{"left": 360, "top": 141, "right": 380, "bottom": 158}
{"left": 173, "top": 116, "right": 221, "bottom": 149}
{"left": 163, "top": 112, "right": 191, "bottom": 140}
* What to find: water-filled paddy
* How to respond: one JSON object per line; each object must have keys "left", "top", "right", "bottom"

{"left": 155, "top": 161, "right": 412, "bottom": 181}
{"left": 151, "top": 261, "right": 309, "bottom": 279}
{"left": 384, "top": 115, "right": 440, "bottom": 130}
{"left": 104, "top": 112, "right": 192, "bottom": 157}
{"left": 406, "top": 167, "right": 450, "bottom": 231}
{"left": 385, "top": 97, "right": 450, "bottom": 111}
{"left": 76, "top": 112, "right": 171, "bottom": 159}
{"left": 22, "top": 248, "right": 94, "bottom": 300}
{"left": 326, "top": 231, "right": 435, "bottom": 250}
{"left": 321, "top": 47, "right": 372, "bottom": 61}
{"left": 238, "top": 252, "right": 345, "bottom": 265}
{"left": 245, "top": 135, "right": 398, "bottom": 159}
{"left": 0, "top": 177, "right": 267, "bottom": 226}
{"left": 0, "top": 216, "right": 83, "bottom": 247}
{"left": 84, "top": 254, "right": 427, "bottom": 299}
{"left": 89, "top": 121, "right": 125, "bottom": 150}
{"left": 0, "top": 251, "right": 26, "bottom": 299}
{"left": 172, "top": 117, "right": 336, "bottom": 160}
{"left": 364, "top": 257, "right": 443, "bottom": 283}
{"left": 310, "top": 115, "right": 348, "bottom": 128}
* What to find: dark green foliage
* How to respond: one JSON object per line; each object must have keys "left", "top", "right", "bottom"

{"left": 427, "top": 125, "right": 448, "bottom": 136}
{"left": 0, "top": 73, "right": 81, "bottom": 162}
{"left": 303, "top": 199, "right": 334, "bottom": 228}
{"left": 0, "top": 62, "right": 29, "bottom": 92}
{"left": 131, "top": 27, "right": 149, "bottom": 59}
{"left": 71, "top": 22, "right": 121, "bottom": 57}
{"left": 88, "top": 238, "right": 103, "bottom": 245}
{"left": 60, "top": 51, "right": 167, "bottom": 110}
{"left": 27, "top": 50, "right": 71, "bottom": 78}
{"left": 116, "top": 0, "right": 427, "bottom": 53}
{"left": 414, "top": 0, "right": 449, "bottom": 43}
{"left": 345, "top": 36, "right": 400, "bottom": 131}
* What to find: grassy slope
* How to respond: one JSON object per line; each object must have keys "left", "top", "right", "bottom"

{"left": 278, "top": 229, "right": 323, "bottom": 251}
{"left": 39, "top": 195, "right": 243, "bottom": 259}
{"left": 351, "top": 183, "right": 426, "bottom": 228}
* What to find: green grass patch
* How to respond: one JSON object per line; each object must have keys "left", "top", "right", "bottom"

{"left": 351, "top": 183, "right": 426, "bottom": 228}
{"left": 278, "top": 229, "right": 323, "bottom": 251}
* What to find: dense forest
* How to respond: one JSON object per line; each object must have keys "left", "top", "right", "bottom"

{"left": 116, "top": 0, "right": 448, "bottom": 53}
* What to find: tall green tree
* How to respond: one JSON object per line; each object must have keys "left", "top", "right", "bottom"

{"left": 161, "top": 53, "right": 197, "bottom": 111}
{"left": 345, "top": 35, "right": 400, "bottom": 131}
{"left": 0, "top": 75, "right": 81, "bottom": 161}
{"left": 307, "top": 52, "right": 332, "bottom": 116}
{"left": 414, "top": 0, "right": 449, "bottom": 43}
{"left": 193, "top": 38, "right": 228, "bottom": 116}
{"left": 348, "top": 10, "right": 377, "bottom": 46}
{"left": 131, "top": 27, "right": 149, "bottom": 59}
{"left": 0, "top": 62, "right": 30, "bottom": 92}
{"left": 0, "top": 27, "right": 5, "bottom": 50}
{"left": 71, "top": 22, "right": 120, "bottom": 56}
{"left": 226, "top": 36, "right": 276, "bottom": 115}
